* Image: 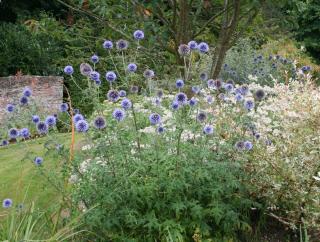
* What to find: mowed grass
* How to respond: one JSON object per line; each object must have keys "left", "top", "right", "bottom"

{"left": 0, "top": 133, "right": 76, "bottom": 212}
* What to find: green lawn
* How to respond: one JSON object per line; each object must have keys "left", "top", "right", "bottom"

{"left": 0, "top": 133, "right": 75, "bottom": 212}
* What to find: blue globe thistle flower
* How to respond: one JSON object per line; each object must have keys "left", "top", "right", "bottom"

{"left": 206, "top": 95, "right": 213, "bottom": 104}
{"left": 268, "top": 55, "right": 273, "bottom": 60}
{"left": 200, "top": 72, "right": 208, "bottom": 81}
{"left": 76, "top": 120, "right": 89, "bottom": 132}
{"left": 105, "top": 71, "right": 117, "bottom": 82}
{"left": 2, "top": 198, "right": 12, "bottom": 208}
{"left": 224, "top": 83, "right": 234, "bottom": 92}
{"left": 235, "top": 141, "right": 245, "bottom": 151}
{"left": 23, "top": 87, "right": 32, "bottom": 97}
{"left": 73, "top": 114, "right": 84, "bottom": 123}
{"left": 218, "top": 93, "right": 226, "bottom": 101}
{"left": 214, "top": 79, "right": 223, "bottom": 89}
{"left": 265, "top": 139, "right": 272, "bottom": 146}
{"left": 91, "top": 54, "right": 99, "bottom": 64}
{"left": 235, "top": 93, "right": 244, "bottom": 102}
{"left": 106, "top": 90, "right": 120, "bottom": 102}
{"left": 130, "top": 86, "right": 139, "bottom": 94}
{"left": 93, "top": 116, "right": 106, "bottom": 129}
{"left": 197, "top": 112, "right": 207, "bottom": 122}
{"left": 20, "top": 96, "right": 28, "bottom": 106}
{"left": 1, "top": 140, "right": 9, "bottom": 146}
{"left": 235, "top": 88, "right": 242, "bottom": 94}
{"left": 73, "top": 109, "right": 80, "bottom": 114}
{"left": 90, "top": 71, "right": 100, "bottom": 81}
{"left": 127, "top": 63, "right": 137, "bottom": 72}
{"left": 157, "top": 126, "right": 165, "bottom": 134}
{"left": 156, "top": 90, "right": 163, "bottom": 98}
{"left": 244, "top": 99, "right": 255, "bottom": 110}
{"left": 133, "top": 30, "right": 144, "bottom": 40}
{"left": 103, "top": 40, "right": 113, "bottom": 49}
{"left": 80, "top": 63, "right": 93, "bottom": 76}
{"left": 95, "top": 79, "right": 102, "bottom": 86}
{"left": 301, "top": 66, "right": 311, "bottom": 72}
{"left": 276, "top": 55, "right": 280, "bottom": 60}
{"left": 198, "top": 42, "right": 209, "bottom": 53}
{"left": 223, "top": 63, "right": 228, "bottom": 70}
{"left": 283, "top": 59, "right": 288, "bottom": 64}
{"left": 121, "top": 98, "right": 132, "bottom": 110}
{"left": 154, "top": 97, "right": 161, "bottom": 106}
{"left": 178, "top": 44, "right": 190, "bottom": 56}
{"left": 189, "top": 97, "right": 197, "bottom": 107}
{"left": 203, "top": 125, "right": 214, "bottom": 135}
{"left": 6, "top": 104, "right": 14, "bottom": 113}
{"left": 34, "top": 157, "right": 43, "bottom": 166}
{"left": 149, "top": 113, "right": 161, "bottom": 125}
{"left": 188, "top": 40, "right": 198, "bottom": 50}
{"left": 119, "top": 90, "right": 127, "bottom": 97}
{"left": 240, "top": 85, "right": 249, "bottom": 96}
{"left": 45, "top": 115, "right": 56, "bottom": 127}
{"left": 60, "top": 103, "right": 69, "bottom": 112}
{"left": 143, "top": 69, "right": 155, "bottom": 79}
{"left": 20, "top": 128, "right": 30, "bottom": 139}
{"left": 37, "top": 122, "right": 48, "bottom": 135}
{"left": 112, "top": 108, "right": 126, "bottom": 122}
{"left": 244, "top": 141, "right": 253, "bottom": 150}
{"left": 254, "top": 133, "right": 261, "bottom": 140}
{"left": 227, "top": 79, "right": 235, "bottom": 85}
{"left": 176, "top": 79, "right": 184, "bottom": 88}
{"left": 116, "top": 39, "right": 129, "bottom": 50}
{"left": 64, "top": 65, "right": 74, "bottom": 75}
{"left": 175, "top": 92, "right": 188, "bottom": 105}
{"left": 171, "top": 101, "right": 180, "bottom": 110}
{"left": 207, "top": 79, "right": 214, "bottom": 88}
{"left": 254, "top": 89, "right": 266, "bottom": 101}
{"left": 191, "top": 86, "right": 200, "bottom": 94}
{"left": 8, "top": 128, "right": 19, "bottom": 139}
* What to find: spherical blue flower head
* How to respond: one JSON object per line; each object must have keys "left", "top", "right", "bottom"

{"left": 34, "top": 157, "right": 43, "bottom": 166}
{"left": 255, "top": 89, "right": 266, "bottom": 101}
{"left": 20, "top": 128, "right": 30, "bottom": 139}
{"left": 197, "top": 112, "right": 207, "bottom": 122}
{"left": 20, "top": 96, "right": 28, "bottom": 106}
{"left": 95, "top": 79, "right": 101, "bottom": 86}
{"left": 268, "top": 55, "right": 273, "bottom": 60}
{"left": 127, "top": 63, "right": 137, "bottom": 72}
{"left": 302, "top": 66, "right": 311, "bottom": 72}
{"left": 8, "top": 128, "right": 19, "bottom": 139}
{"left": 235, "top": 88, "right": 242, "bottom": 95}
{"left": 265, "top": 139, "right": 272, "bottom": 146}
{"left": 103, "top": 40, "right": 113, "bottom": 49}
{"left": 175, "top": 92, "right": 188, "bottom": 105}
{"left": 206, "top": 95, "right": 213, "bottom": 104}
{"left": 244, "top": 99, "right": 255, "bottom": 111}
{"left": 235, "top": 93, "right": 244, "bottom": 102}
{"left": 73, "top": 114, "right": 84, "bottom": 123}
{"left": 191, "top": 86, "right": 200, "bottom": 94}
{"left": 106, "top": 71, "right": 117, "bottom": 82}
{"left": 157, "top": 126, "right": 165, "bottom": 134}
{"left": 60, "top": 103, "right": 69, "bottom": 113}
{"left": 156, "top": 90, "right": 164, "bottom": 98}
{"left": 107, "top": 90, "right": 120, "bottom": 102}
{"left": 178, "top": 44, "right": 190, "bottom": 56}
{"left": 218, "top": 93, "right": 226, "bottom": 101}
{"left": 93, "top": 116, "right": 106, "bottom": 129}
{"left": 37, "top": 122, "right": 48, "bottom": 135}
{"left": 223, "top": 63, "right": 228, "bottom": 70}
{"left": 149, "top": 113, "right": 161, "bottom": 125}
{"left": 176, "top": 79, "right": 184, "bottom": 88}
{"left": 80, "top": 63, "right": 93, "bottom": 77}
{"left": 188, "top": 40, "right": 198, "bottom": 50}
{"left": 116, "top": 39, "right": 129, "bottom": 50}
{"left": 1, "top": 140, "right": 9, "bottom": 146}
{"left": 143, "top": 69, "right": 155, "bottom": 79}
{"left": 214, "top": 79, "right": 223, "bottom": 89}
{"left": 207, "top": 79, "right": 214, "bottom": 88}
{"left": 91, "top": 54, "right": 99, "bottom": 64}
{"left": 198, "top": 42, "right": 209, "bottom": 53}
{"left": 133, "top": 30, "right": 144, "bottom": 40}
{"left": 171, "top": 101, "right": 180, "bottom": 110}
{"left": 23, "top": 87, "right": 32, "bottom": 97}
{"left": 154, "top": 97, "right": 161, "bottom": 106}
{"left": 254, "top": 133, "right": 261, "bottom": 140}
{"left": 224, "top": 83, "right": 234, "bottom": 92}
{"left": 240, "top": 85, "right": 249, "bottom": 96}
{"left": 244, "top": 141, "right": 253, "bottom": 150}
{"left": 2, "top": 198, "right": 12, "bottom": 208}
{"left": 119, "top": 90, "right": 127, "bottom": 97}
{"left": 112, "top": 108, "right": 126, "bottom": 122}
{"left": 6, "top": 104, "right": 14, "bottom": 113}
{"left": 235, "top": 141, "right": 245, "bottom": 151}
{"left": 76, "top": 119, "right": 89, "bottom": 132}
{"left": 45, "top": 115, "right": 56, "bottom": 127}
{"left": 121, "top": 98, "right": 132, "bottom": 110}
{"left": 276, "top": 55, "right": 280, "bottom": 60}
{"left": 227, "top": 79, "right": 235, "bottom": 85}
{"left": 188, "top": 97, "right": 197, "bottom": 107}
{"left": 90, "top": 71, "right": 100, "bottom": 81}
{"left": 130, "top": 86, "right": 139, "bottom": 94}
{"left": 200, "top": 72, "right": 208, "bottom": 81}
{"left": 73, "top": 109, "right": 80, "bottom": 114}
{"left": 64, "top": 65, "right": 74, "bottom": 75}
{"left": 203, "top": 125, "right": 214, "bottom": 135}
{"left": 283, "top": 59, "right": 288, "bottom": 64}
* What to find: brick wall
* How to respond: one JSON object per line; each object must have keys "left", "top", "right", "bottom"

{"left": 0, "top": 75, "right": 63, "bottom": 123}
